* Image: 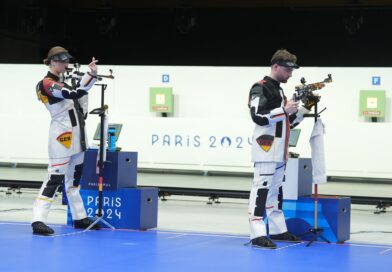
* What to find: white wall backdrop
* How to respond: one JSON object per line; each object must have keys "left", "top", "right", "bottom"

{"left": 0, "top": 64, "right": 391, "bottom": 178}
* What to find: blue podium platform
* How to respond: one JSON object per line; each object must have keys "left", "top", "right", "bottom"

{"left": 67, "top": 187, "right": 158, "bottom": 230}
{"left": 81, "top": 149, "right": 138, "bottom": 191}
{"left": 284, "top": 196, "right": 351, "bottom": 243}
{"left": 67, "top": 149, "right": 159, "bottom": 230}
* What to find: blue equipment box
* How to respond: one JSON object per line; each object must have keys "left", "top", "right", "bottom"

{"left": 283, "top": 196, "right": 351, "bottom": 243}
{"left": 67, "top": 187, "right": 158, "bottom": 230}
{"left": 81, "top": 149, "right": 138, "bottom": 191}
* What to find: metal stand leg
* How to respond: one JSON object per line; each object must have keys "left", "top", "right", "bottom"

{"left": 298, "top": 184, "right": 330, "bottom": 246}
{"left": 87, "top": 83, "right": 116, "bottom": 231}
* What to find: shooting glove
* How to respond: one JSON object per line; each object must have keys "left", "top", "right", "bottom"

{"left": 303, "top": 94, "right": 320, "bottom": 110}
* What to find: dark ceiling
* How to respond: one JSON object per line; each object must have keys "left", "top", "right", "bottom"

{"left": 1, "top": 0, "right": 392, "bottom": 66}
{"left": 44, "top": 0, "right": 392, "bottom": 9}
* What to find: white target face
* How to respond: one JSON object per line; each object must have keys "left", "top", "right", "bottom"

{"left": 366, "top": 97, "right": 378, "bottom": 108}
{"left": 156, "top": 94, "right": 166, "bottom": 105}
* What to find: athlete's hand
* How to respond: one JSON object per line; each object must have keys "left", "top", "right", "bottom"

{"left": 284, "top": 99, "right": 299, "bottom": 114}
{"left": 89, "top": 57, "right": 98, "bottom": 75}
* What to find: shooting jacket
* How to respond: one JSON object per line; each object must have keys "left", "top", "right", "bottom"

{"left": 248, "top": 76, "right": 309, "bottom": 162}
{"left": 35, "top": 71, "right": 96, "bottom": 159}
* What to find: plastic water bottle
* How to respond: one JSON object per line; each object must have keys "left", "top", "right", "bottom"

{"left": 108, "top": 127, "right": 117, "bottom": 152}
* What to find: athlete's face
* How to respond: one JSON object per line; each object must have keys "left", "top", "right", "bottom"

{"left": 274, "top": 65, "right": 294, "bottom": 83}
{"left": 50, "top": 59, "right": 69, "bottom": 75}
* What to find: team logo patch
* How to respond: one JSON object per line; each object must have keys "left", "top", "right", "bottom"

{"left": 37, "top": 90, "right": 48, "bottom": 104}
{"left": 256, "top": 135, "right": 274, "bottom": 152}
{"left": 56, "top": 132, "right": 72, "bottom": 149}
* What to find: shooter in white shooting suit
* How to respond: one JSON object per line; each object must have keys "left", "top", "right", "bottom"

{"left": 247, "top": 49, "right": 319, "bottom": 248}
{"left": 32, "top": 46, "right": 100, "bottom": 235}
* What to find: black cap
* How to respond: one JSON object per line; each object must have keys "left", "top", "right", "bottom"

{"left": 51, "top": 52, "right": 72, "bottom": 62}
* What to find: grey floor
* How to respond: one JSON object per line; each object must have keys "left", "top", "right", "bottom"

{"left": 1, "top": 166, "right": 392, "bottom": 245}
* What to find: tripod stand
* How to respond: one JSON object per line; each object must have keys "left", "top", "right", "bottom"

{"left": 85, "top": 83, "right": 115, "bottom": 231}
{"left": 299, "top": 102, "right": 330, "bottom": 246}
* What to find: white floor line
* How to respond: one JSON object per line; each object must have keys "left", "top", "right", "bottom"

{"left": 0, "top": 222, "right": 30, "bottom": 226}
{"left": 50, "top": 230, "right": 88, "bottom": 238}
{"left": 276, "top": 242, "right": 306, "bottom": 250}
{"left": 249, "top": 246, "right": 276, "bottom": 251}
{"left": 380, "top": 248, "right": 392, "bottom": 255}
{"left": 122, "top": 242, "right": 138, "bottom": 246}
{"left": 156, "top": 230, "right": 247, "bottom": 239}
{"left": 164, "top": 234, "right": 188, "bottom": 239}
{"left": 346, "top": 243, "right": 392, "bottom": 249}
{"left": 0, "top": 221, "right": 64, "bottom": 229}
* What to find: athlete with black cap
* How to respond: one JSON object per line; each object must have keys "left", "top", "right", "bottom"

{"left": 247, "top": 49, "right": 318, "bottom": 248}
{"left": 32, "top": 46, "right": 99, "bottom": 235}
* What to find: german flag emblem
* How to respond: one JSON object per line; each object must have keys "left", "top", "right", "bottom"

{"left": 256, "top": 135, "right": 274, "bottom": 152}
{"left": 56, "top": 132, "right": 72, "bottom": 149}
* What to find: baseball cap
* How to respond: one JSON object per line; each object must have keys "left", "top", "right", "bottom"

{"left": 43, "top": 46, "right": 73, "bottom": 65}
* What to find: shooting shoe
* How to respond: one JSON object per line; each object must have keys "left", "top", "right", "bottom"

{"left": 251, "top": 236, "right": 277, "bottom": 249}
{"left": 270, "top": 232, "right": 301, "bottom": 242}
{"left": 32, "top": 221, "right": 54, "bottom": 236}
{"left": 73, "top": 218, "right": 100, "bottom": 230}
